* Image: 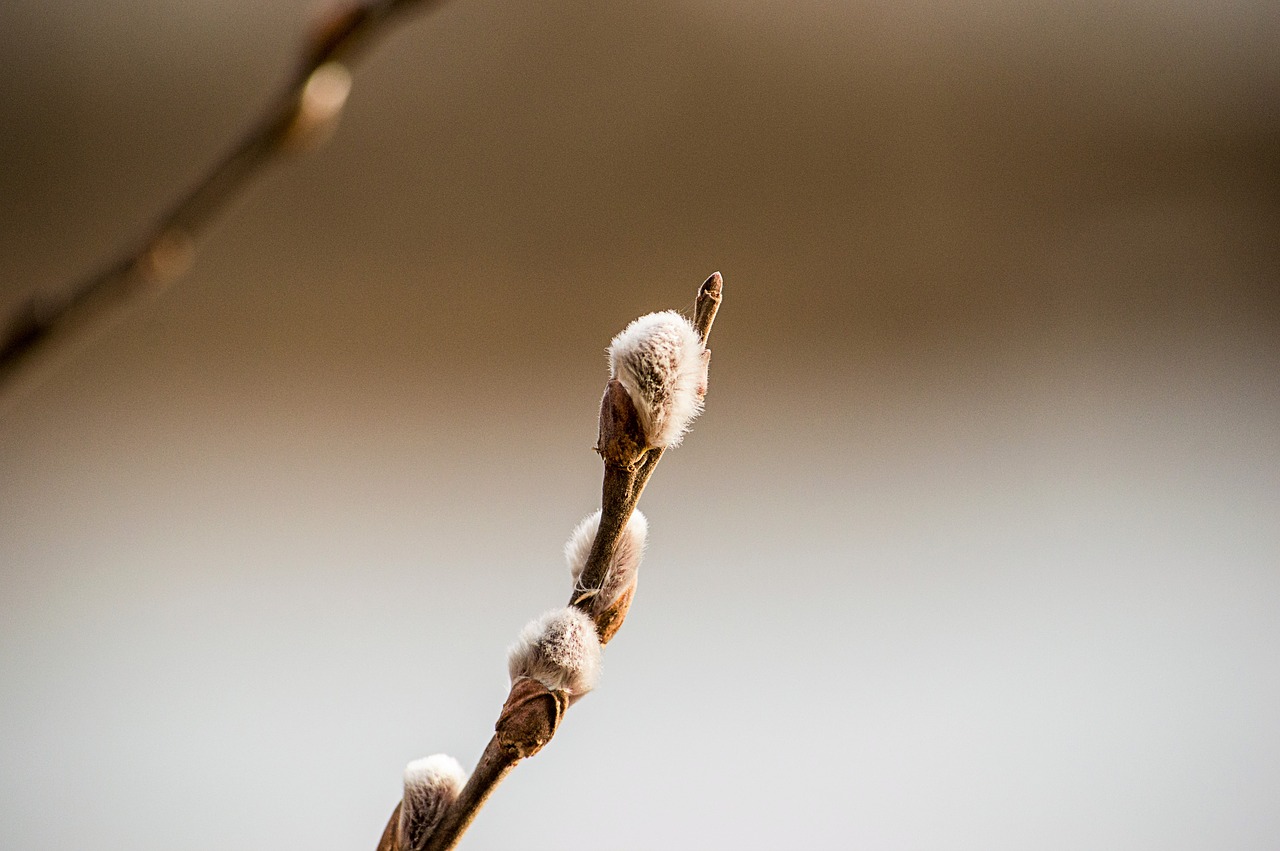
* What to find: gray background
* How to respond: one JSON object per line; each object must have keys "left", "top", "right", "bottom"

{"left": 2, "top": 1, "right": 1278, "bottom": 848}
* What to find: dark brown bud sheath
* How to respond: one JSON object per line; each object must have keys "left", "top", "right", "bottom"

{"left": 596, "top": 378, "right": 649, "bottom": 468}
{"left": 592, "top": 583, "right": 635, "bottom": 645}
{"left": 495, "top": 677, "right": 568, "bottom": 759}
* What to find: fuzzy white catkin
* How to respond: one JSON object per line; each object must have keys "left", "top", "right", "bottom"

{"left": 507, "top": 607, "right": 602, "bottom": 696}
{"left": 566, "top": 509, "right": 648, "bottom": 613}
{"left": 608, "top": 310, "right": 709, "bottom": 448}
{"left": 399, "top": 754, "right": 466, "bottom": 849}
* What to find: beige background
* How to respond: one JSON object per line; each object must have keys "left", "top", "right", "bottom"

{"left": 1, "top": 1, "right": 1278, "bottom": 848}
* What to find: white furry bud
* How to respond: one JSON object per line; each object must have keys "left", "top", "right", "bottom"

{"left": 608, "top": 310, "right": 709, "bottom": 448}
{"left": 507, "top": 607, "right": 602, "bottom": 696}
{"left": 399, "top": 754, "right": 466, "bottom": 850}
{"left": 566, "top": 509, "right": 647, "bottom": 614}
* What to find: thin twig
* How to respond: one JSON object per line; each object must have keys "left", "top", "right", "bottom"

{"left": 0, "top": 0, "right": 446, "bottom": 410}
{"left": 420, "top": 737, "right": 521, "bottom": 851}
{"left": 379, "top": 273, "right": 725, "bottom": 851}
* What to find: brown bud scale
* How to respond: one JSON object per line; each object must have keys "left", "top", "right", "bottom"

{"left": 495, "top": 678, "right": 567, "bottom": 759}
{"left": 596, "top": 379, "right": 649, "bottom": 467}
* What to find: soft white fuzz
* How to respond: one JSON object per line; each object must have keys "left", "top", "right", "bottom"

{"left": 507, "top": 607, "right": 602, "bottom": 696}
{"left": 399, "top": 754, "right": 466, "bottom": 849}
{"left": 566, "top": 509, "right": 648, "bottom": 612}
{"left": 608, "top": 310, "right": 709, "bottom": 448}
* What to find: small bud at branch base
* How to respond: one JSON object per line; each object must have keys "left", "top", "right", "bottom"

{"left": 400, "top": 754, "right": 466, "bottom": 850}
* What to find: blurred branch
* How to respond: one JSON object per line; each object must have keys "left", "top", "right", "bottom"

{"left": 0, "top": 0, "right": 447, "bottom": 411}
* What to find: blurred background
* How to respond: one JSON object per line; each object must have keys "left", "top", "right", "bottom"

{"left": 1, "top": 0, "right": 1277, "bottom": 848}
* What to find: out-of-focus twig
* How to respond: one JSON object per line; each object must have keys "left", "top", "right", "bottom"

{"left": 0, "top": 0, "right": 446, "bottom": 411}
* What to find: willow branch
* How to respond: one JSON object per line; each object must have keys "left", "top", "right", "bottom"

{"left": 0, "top": 0, "right": 447, "bottom": 408}
{"left": 377, "top": 273, "right": 724, "bottom": 851}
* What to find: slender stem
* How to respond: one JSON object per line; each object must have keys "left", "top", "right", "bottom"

{"left": 0, "top": 0, "right": 447, "bottom": 407}
{"left": 572, "top": 461, "right": 640, "bottom": 602}
{"left": 378, "top": 737, "right": 518, "bottom": 851}
{"left": 420, "top": 736, "right": 520, "bottom": 851}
